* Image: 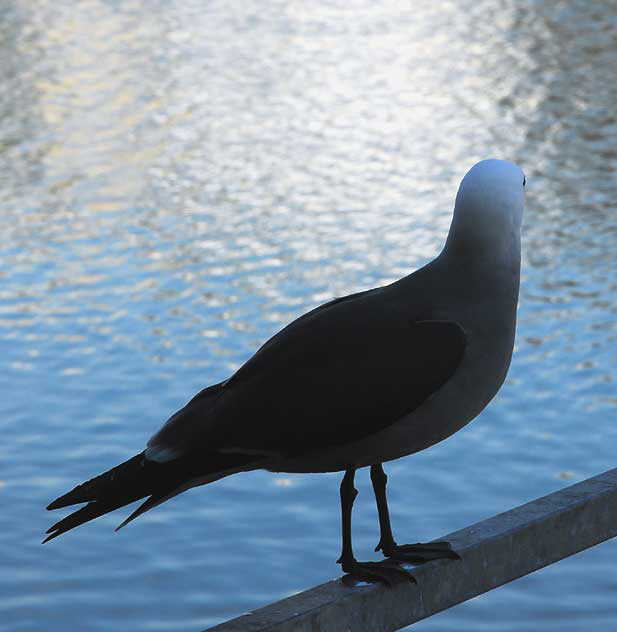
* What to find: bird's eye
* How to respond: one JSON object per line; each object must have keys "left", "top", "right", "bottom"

{"left": 523, "top": 176, "right": 526, "bottom": 187}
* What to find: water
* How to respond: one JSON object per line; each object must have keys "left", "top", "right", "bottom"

{"left": 1, "top": 1, "right": 615, "bottom": 630}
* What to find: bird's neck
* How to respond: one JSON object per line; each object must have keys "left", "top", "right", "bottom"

{"left": 441, "top": 220, "right": 521, "bottom": 278}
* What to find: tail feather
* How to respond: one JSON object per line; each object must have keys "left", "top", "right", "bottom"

{"left": 45, "top": 500, "right": 129, "bottom": 543}
{"left": 45, "top": 451, "right": 258, "bottom": 542}
{"left": 46, "top": 453, "right": 146, "bottom": 510}
{"left": 115, "top": 488, "right": 178, "bottom": 531}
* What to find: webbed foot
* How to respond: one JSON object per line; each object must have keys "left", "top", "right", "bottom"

{"left": 376, "top": 539, "right": 460, "bottom": 564}
{"left": 338, "top": 556, "right": 416, "bottom": 587}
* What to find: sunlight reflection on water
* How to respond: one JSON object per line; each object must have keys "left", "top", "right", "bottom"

{"left": 1, "top": 1, "right": 615, "bottom": 630}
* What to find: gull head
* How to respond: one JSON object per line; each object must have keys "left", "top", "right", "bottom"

{"left": 444, "top": 159, "right": 526, "bottom": 262}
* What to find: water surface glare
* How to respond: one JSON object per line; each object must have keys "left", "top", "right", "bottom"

{"left": 1, "top": 1, "right": 616, "bottom": 630}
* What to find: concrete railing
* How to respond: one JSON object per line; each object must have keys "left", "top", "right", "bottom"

{"left": 205, "top": 467, "right": 617, "bottom": 632}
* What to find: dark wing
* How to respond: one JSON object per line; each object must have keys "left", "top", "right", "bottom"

{"left": 232, "top": 286, "right": 379, "bottom": 374}
{"left": 148, "top": 285, "right": 466, "bottom": 460}
{"left": 146, "top": 288, "right": 378, "bottom": 457}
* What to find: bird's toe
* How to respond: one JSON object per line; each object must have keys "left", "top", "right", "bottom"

{"left": 379, "top": 540, "right": 460, "bottom": 563}
{"left": 340, "top": 558, "right": 416, "bottom": 587}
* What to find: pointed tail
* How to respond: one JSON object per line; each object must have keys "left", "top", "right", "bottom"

{"left": 44, "top": 451, "right": 257, "bottom": 542}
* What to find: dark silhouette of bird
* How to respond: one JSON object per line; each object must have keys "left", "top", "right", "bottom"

{"left": 45, "top": 159, "right": 525, "bottom": 585}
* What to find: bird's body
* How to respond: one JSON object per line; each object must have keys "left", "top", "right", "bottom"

{"left": 273, "top": 252, "right": 519, "bottom": 473}
{"left": 46, "top": 159, "right": 525, "bottom": 583}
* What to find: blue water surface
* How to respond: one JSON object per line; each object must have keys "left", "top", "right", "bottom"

{"left": 1, "top": 1, "right": 616, "bottom": 630}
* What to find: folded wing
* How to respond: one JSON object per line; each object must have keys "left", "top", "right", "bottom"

{"left": 148, "top": 287, "right": 467, "bottom": 461}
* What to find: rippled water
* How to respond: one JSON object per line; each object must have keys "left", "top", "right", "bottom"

{"left": 1, "top": 1, "right": 615, "bottom": 630}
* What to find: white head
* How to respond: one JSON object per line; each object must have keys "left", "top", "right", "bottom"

{"left": 444, "top": 159, "right": 526, "bottom": 264}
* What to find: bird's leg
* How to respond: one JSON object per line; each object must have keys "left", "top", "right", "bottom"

{"left": 337, "top": 468, "right": 415, "bottom": 586}
{"left": 371, "top": 463, "right": 460, "bottom": 564}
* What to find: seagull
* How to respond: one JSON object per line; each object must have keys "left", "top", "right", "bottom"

{"left": 45, "top": 159, "right": 525, "bottom": 585}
